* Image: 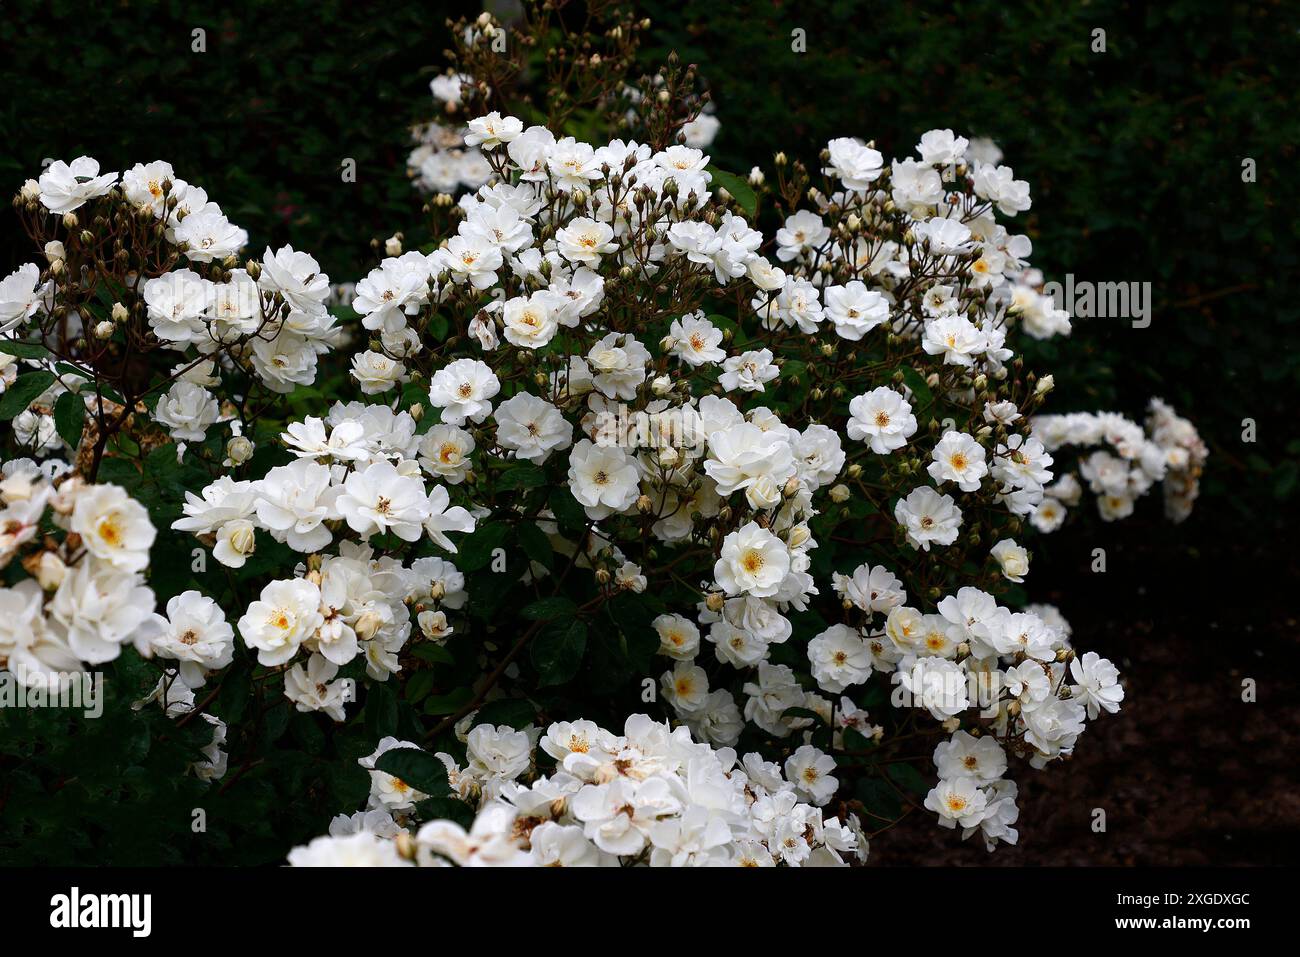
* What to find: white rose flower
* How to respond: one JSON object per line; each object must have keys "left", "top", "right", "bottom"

{"left": 38, "top": 156, "right": 118, "bottom": 213}
{"left": 846, "top": 387, "right": 917, "bottom": 454}
{"left": 494, "top": 392, "right": 572, "bottom": 464}
{"left": 69, "top": 483, "right": 156, "bottom": 573}
{"left": 715, "top": 522, "right": 790, "bottom": 598}
{"left": 153, "top": 381, "right": 220, "bottom": 442}
{"left": 151, "top": 590, "right": 235, "bottom": 687}
{"left": 429, "top": 358, "right": 500, "bottom": 425}
{"left": 893, "top": 486, "right": 963, "bottom": 551}
{"left": 237, "top": 577, "right": 324, "bottom": 666}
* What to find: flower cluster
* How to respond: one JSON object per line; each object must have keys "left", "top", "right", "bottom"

{"left": 0, "top": 458, "right": 161, "bottom": 683}
{"left": 292, "top": 713, "right": 868, "bottom": 866}
{"left": 406, "top": 75, "right": 495, "bottom": 195}
{"left": 171, "top": 404, "right": 477, "bottom": 708}
{"left": 3, "top": 157, "right": 339, "bottom": 466}
{"left": 1031, "top": 396, "right": 1208, "bottom": 527}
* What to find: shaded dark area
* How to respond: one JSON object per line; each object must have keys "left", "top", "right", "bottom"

{"left": 873, "top": 517, "right": 1300, "bottom": 865}
{"left": 0, "top": 0, "right": 478, "bottom": 279}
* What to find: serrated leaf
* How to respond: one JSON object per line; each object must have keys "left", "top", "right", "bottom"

{"left": 549, "top": 487, "right": 588, "bottom": 538}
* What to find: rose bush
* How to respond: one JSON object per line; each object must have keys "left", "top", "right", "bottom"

{"left": 0, "top": 7, "right": 1202, "bottom": 866}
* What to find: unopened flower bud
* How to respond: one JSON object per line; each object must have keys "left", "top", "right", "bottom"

{"left": 705, "top": 592, "right": 725, "bottom": 613}
{"left": 34, "top": 551, "right": 68, "bottom": 591}
{"left": 385, "top": 235, "right": 403, "bottom": 257}
{"left": 226, "top": 435, "right": 254, "bottom": 465}
{"left": 748, "top": 166, "right": 764, "bottom": 186}
{"left": 349, "top": 611, "right": 380, "bottom": 642}
{"left": 111, "top": 302, "right": 128, "bottom": 323}
{"left": 93, "top": 320, "right": 114, "bottom": 340}
{"left": 828, "top": 483, "right": 850, "bottom": 503}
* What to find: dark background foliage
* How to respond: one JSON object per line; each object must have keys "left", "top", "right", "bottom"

{"left": 1, "top": 0, "right": 1297, "bottom": 864}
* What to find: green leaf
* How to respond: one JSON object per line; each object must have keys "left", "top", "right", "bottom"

{"left": 217, "top": 662, "right": 253, "bottom": 724}
{"left": 364, "top": 682, "right": 399, "bottom": 738}
{"left": 521, "top": 596, "right": 577, "bottom": 621}
{"left": 856, "top": 776, "right": 902, "bottom": 821}
{"left": 404, "top": 669, "right": 436, "bottom": 703}
{"left": 422, "top": 686, "right": 474, "bottom": 715}
{"left": 413, "top": 795, "right": 474, "bottom": 828}
{"left": 473, "top": 698, "right": 537, "bottom": 730}
{"left": 55, "top": 362, "right": 94, "bottom": 382}
{"left": 0, "top": 371, "right": 55, "bottom": 419}
{"left": 531, "top": 618, "right": 588, "bottom": 687}
{"left": 606, "top": 593, "right": 660, "bottom": 672}
{"left": 707, "top": 313, "right": 748, "bottom": 346}
{"left": 374, "top": 747, "right": 450, "bottom": 797}
{"left": 0, "top": 340, "right": 50, "bottom": 359}
{"left": 516, "top": 521, "right": 554, "bottom": 569}
{"left": 899, "top": 366, "right": 933, "bottom": 410}
{"left": 707, "top": 165, "right": 758, "bottom": 217}
{"left": 497, "top": 464, "right": 547, "bottom": 490}
{"left": 410, "top": 643, "right": 455, "bottom": 665}
{"left": 549, "top": 487, "right": 588, "bottom": 538}
{"left": 886, "top": 762, "right": 930, "bottom": 796}
{"left": 455, "top": 521, "right": 511, "bottom": 571}
{"left": 842, "top": 726, "right": 877, "bottom": 752}
{"left": 781, "top": 706, "right": 824, "bottom": 722}
{"left": 54, "top": 391, "right": 86, "bottom": 448}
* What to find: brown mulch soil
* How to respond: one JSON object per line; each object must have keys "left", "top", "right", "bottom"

{"left": 870, "top": 528, "right": 1300, "bottom": 866}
